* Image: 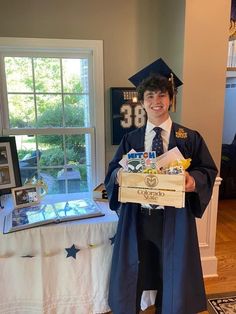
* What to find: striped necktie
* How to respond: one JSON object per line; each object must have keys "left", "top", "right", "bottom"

{"left": 152, "top": 127, "right": 164, "bottom": 156}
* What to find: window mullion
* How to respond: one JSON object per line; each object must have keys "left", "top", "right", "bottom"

{"left": 32, "top": 57, "right": 37, "bottom": 126}
{"left": 60, "top": 58, "right": 65, "bottom": 127}
{"left": 0, "top": 55, "right": 10, "bottom": 132}
{"left": 4, "top": 127, "right": 94, "bottom": 136}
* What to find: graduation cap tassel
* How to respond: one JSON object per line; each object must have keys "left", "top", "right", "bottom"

{"left": 169, "top": 73, "right": 176, "bottom": 112}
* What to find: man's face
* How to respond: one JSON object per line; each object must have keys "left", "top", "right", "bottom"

{"left": 142, "top": 89, "right": 171, "bottom": 123}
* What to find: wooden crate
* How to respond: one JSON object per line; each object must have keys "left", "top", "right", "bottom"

{"left": 119, "top": 172, "right": 185, "bottom": 208}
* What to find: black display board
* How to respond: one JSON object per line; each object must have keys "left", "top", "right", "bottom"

{"left": 110, "top": 87, "right": 146, "bottom": 145}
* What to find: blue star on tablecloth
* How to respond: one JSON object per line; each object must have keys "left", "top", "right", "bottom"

{"left": 109, "top": 234, "right": 116, "bottom": 245}
{"left": 65, "top": 244, "right": 80, "bottom": 259}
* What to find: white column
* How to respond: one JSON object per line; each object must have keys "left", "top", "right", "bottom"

{"left": 197, "top": 177, "right": 222, "bottom": 277}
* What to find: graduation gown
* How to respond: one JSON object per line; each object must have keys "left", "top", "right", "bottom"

{"left": 105, "top": 122, "right": 218, "bottom": 314}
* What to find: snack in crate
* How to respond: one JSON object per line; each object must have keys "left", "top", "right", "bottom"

{"left": 162, "top": 165, "right": 184, "bottom": 175}
{"left": 143, "top": 168, "right": 158, "bottom": 174}
{"left": 167, "top": 158, "right": 191, "bottom": 170}
{"left": 157, "top": 158, "right": 192, "bottom": 175}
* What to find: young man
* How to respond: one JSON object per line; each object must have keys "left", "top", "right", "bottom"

{"left": 105, "top": 58, "right": 218, "bottom": 314}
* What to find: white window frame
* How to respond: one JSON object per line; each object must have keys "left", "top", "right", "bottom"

{"left": 0, "top": 37, "right": 105, "bottom": 189}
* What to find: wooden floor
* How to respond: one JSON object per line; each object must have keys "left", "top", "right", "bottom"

{"left": 143, "top": 198, "right": 236, "bottom": 314}
{"left": 204, "top": 198, "right": 236, "bottom": 295}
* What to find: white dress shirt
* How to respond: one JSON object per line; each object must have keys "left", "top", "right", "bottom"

{"left": 142, "top": 117, "right": 172, "bottom": 209}
{"left": 144, "top": 117, "right": 172, "bottom": 153}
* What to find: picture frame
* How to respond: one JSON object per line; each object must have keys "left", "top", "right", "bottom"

{"left": 110, "top": 87, "right": 146, "bottom": 145}
{"left": 11, "top": 185, "right": 40, "bottom": 209}
{"left": 0, "top": 136, "right": 22, "bottom": 195}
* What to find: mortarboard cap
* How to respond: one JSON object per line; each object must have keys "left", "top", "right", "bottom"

{"left": 128, "top": 58, "right": 183, "bottom": 112}
{"left": 128, "top": 57, "right": 183, "bottom": 89}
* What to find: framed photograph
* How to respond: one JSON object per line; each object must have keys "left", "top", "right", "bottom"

{"left": 0, "top": 137, "right": 22, "bottom": 195}
{"left": 110, "top": 87, "right": 146, "bottom": 145}
{"left": 11, "top": 185, "right": 40, "bottom": 209}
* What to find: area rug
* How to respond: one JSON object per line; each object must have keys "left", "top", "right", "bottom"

{"left": 207, "top": 292, "right": 236, "bottom": 313}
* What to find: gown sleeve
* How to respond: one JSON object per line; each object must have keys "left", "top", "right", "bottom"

{"left": 104, "top": 134, "right": 130, "bottom": 211}
{"left": 186, "top": 131, "right": 218, "bottom": 218}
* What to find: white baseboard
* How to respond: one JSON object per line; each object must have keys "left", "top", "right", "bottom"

{"left": 201, "top": 256, "right": 218, "bottom": 278}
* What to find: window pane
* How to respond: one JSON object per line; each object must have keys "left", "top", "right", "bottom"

{"left": 5, "top": 57, "right": 33, "bottom": 93}
{"left": 57, "top": 165, "right": 82, "bottom": 194}
{"left": 64, "top": 134, "right": 91, "bottom": 192}
{"left": 62, "top": 58, "right": 89, "bottom": 93}
{"left": 36, "top": 95, "right": 63, "bottom": 127}
{"left": 65, "top": 134, "right": 89, "bottom": 163}
{"left": 16, "top": 135, "right": 38, "bottom": 184}
{"left": 64, "top": 94, "right": 89, "bottom": 127}
{"left": 34, "top": 58, "right": 61, "bottom": 93}
{"left": 38, "top": 168, "right": 58, "bottom": 195}
{"left": 38, "top": 135, "right": 64, "bottom": 167}
{"left": 8, "top": 94, "right": 35, "bottom": 128}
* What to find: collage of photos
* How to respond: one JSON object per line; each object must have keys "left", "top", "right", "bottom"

{"left": 0, "top": 137, "right": 22, "bottom": 196}
{"left": 0, "top": 144, "right": 12, "bottom": 186}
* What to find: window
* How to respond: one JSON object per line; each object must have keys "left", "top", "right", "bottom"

{"left": 0, "top": 38, "right": 105, "bottom": 198}
{"left": 228, "top": 39, "right": 236, "bottom": 68}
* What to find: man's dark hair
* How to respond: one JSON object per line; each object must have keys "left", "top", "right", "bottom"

{"left": 137, "top": 74, "right": 174, "bottom": 101}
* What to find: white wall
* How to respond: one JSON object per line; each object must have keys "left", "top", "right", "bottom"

{"left": 181, "top": 0, "right": 231, "bottom": 170}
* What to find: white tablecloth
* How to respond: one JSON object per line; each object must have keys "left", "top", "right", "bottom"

{"left": 0, "top": 196, "right": 118, "bottom": 314}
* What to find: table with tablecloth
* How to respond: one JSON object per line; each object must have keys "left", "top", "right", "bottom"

{"left": 0, "top": 195, "right": 118, "bottom": 314}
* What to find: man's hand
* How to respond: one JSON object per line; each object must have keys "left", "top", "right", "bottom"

{"left": 116, "top": 168, "right": 123, "bottom": 185}
{"left": 185, "top": 171, "right": 196, "bottom": 192}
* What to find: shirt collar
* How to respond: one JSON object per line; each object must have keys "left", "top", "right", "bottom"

{"left": 146, "top": 117, "right": 172, "bottom": 134}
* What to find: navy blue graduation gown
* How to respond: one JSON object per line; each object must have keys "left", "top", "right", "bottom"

{"left": 105, "top": 122, "right": 218, "bottom": 314}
